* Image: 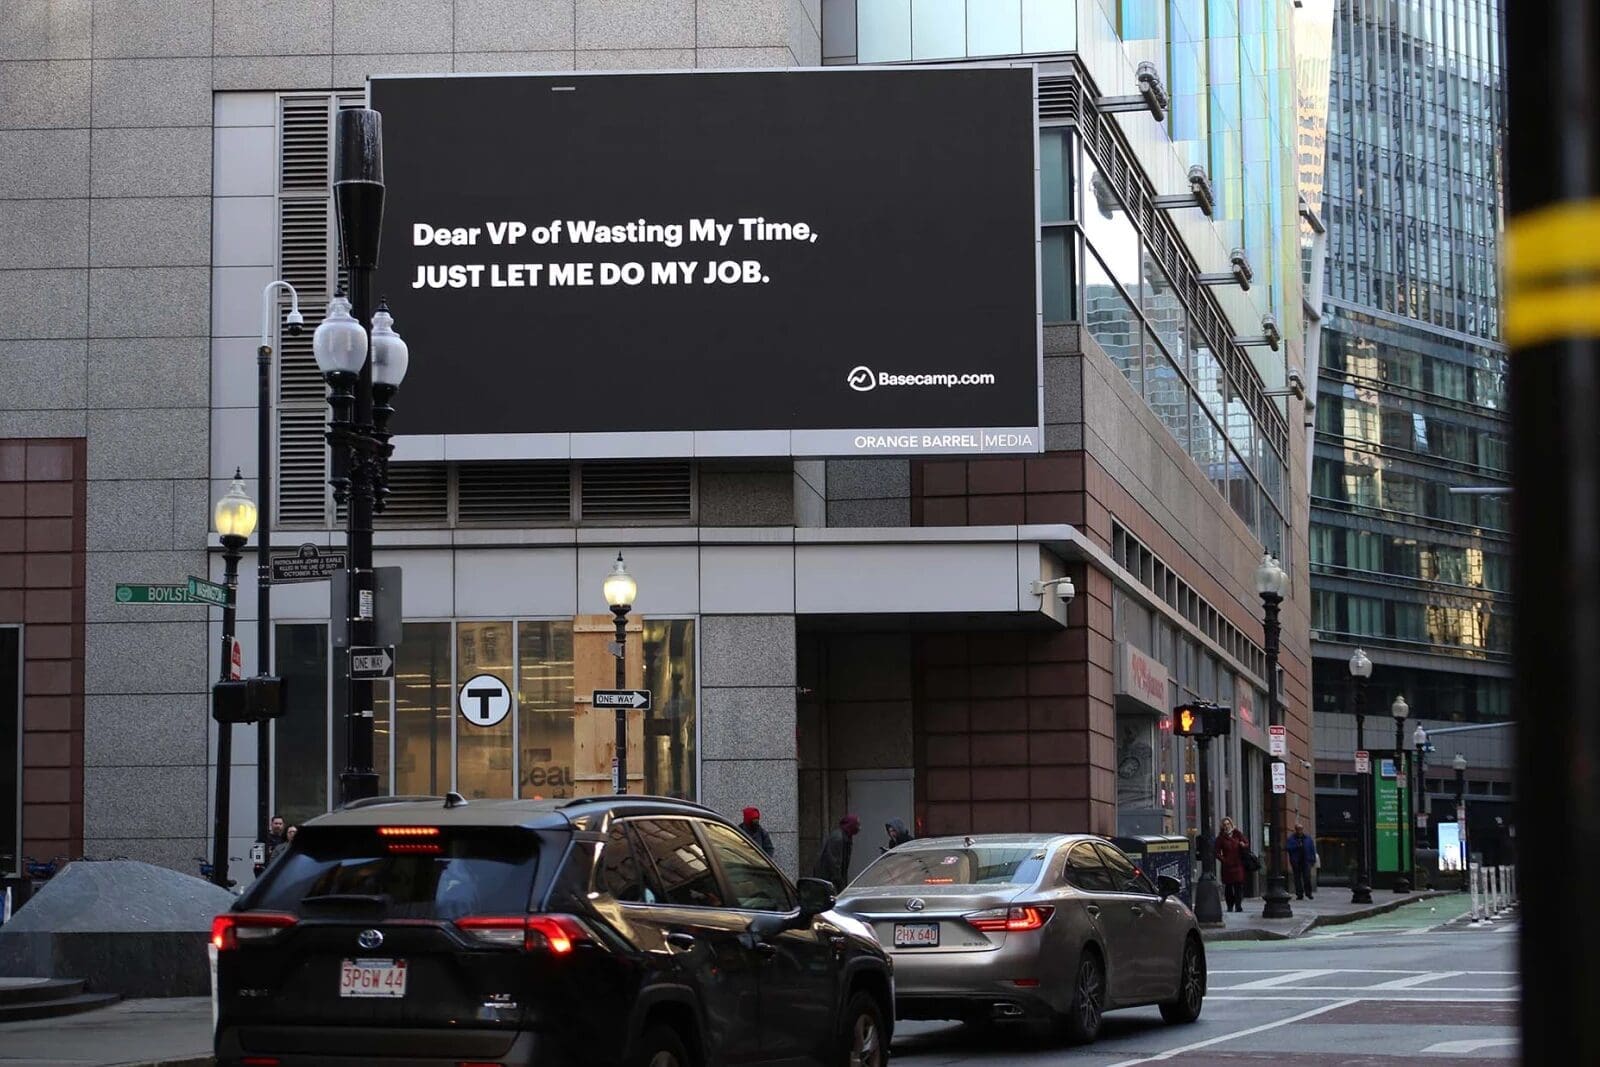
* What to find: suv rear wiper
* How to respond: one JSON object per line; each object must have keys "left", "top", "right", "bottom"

{"left": 300, "top": 893, "right": 391, "bottom": 911}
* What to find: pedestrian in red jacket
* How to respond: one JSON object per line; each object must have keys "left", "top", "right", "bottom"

{"left": 1215, "top": 817, "right": 1249, "bottom": 913}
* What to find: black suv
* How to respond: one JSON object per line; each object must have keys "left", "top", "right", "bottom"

{"left": 213, "top": 794, "right": 893, "bottom": 1066}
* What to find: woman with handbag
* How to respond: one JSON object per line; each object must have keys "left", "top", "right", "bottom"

{"left": 1215, "top": 816, "right": 1250, "bottom": 913}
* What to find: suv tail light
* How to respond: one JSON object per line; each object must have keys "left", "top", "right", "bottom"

{"left": 966, "top": 905, "right": 1055, "bottom": 932}
{"left": 455, "top": 914, "right": 590, "bottom": 954}
{"left": 212, "top": 911, "right": 298, "bottom": 951}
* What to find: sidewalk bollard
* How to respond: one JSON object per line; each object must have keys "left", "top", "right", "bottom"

{"left": 1493, "top": 867, "right": 1505, "bottom": 913}
{"left": 1468, "top": 864, "right": 1481, "bottom": 924}
{"left": 1, "top": 885, "right": 9, "bottom": 925}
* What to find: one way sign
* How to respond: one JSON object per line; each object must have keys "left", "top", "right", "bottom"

{"left": 349, "top": 646, "right": 395, "bottom": 679}
{"left": 593, "top": 689, "right": 652, "bottom": 711}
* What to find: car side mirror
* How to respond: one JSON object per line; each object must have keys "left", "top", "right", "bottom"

{"left": 1157, "top": 875, "right": 1181, "bottom": 900}
{"left": 796, "top": 877, "right": 836, "bottom": 918}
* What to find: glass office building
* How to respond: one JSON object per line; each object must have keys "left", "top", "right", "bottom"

{"left": 1311, "top": 0, "right": 1512, "bottom": 862}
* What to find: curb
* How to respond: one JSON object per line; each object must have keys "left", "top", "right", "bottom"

{"left": 110, "top": 1057, "right": 211, "bottom": 1067}
{"left": 1200, "top": 891, "right": 1457, "bottom": 942}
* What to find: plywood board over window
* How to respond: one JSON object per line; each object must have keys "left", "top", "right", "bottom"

{"left": 572, "top": 615, "right": 644, "bottom": 798}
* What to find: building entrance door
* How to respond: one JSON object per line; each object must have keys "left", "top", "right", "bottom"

{"left": 845, "top": 769, "right": 914, "bottom": 881}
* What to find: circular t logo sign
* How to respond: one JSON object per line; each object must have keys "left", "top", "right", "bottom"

{"left": 457, "top": 673, "right": 512, "bottom": 728}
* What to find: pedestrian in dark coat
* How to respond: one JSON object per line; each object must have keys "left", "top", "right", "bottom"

{"left": 882, "top": 818, "right": 914, "bottom": 854}
{"left": 812, "top": 814, "right": 861, "bottom": 892}
{"left": 1215, "top": 817, "right": 1249, "bottom": 913}
{"left": 740, "top": 806, "right": 775, "bottom": 857}
{"left": 1286, "top": 822, "right": 1318, "bottom": 900}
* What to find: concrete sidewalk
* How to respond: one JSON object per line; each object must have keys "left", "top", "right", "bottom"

{"left": 0, "top": 996, "right": 211, "bottom": 1066}
{"left": 1200, "top": 888, "right": 1461, "bottom": 941}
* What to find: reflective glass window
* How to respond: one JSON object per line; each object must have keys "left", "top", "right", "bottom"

{"left": 967, "top": 0, "right": 1022, "bottom": 55}
{"left": 911, "top": 0, "right": 964, "bottom": 59}
{"left": 633, "top": 818, "right": 725, "bottom": 908}
{"left": 857, "top": 0, "right": 912, "bottom": 61}
{"left": 393, "top": 621, "right": 452, "bottom": 796}
{"left": 275, "top": 623, "right": 328, "bottom": 827}
{"left": 456, "top": 621, "right": 514, "bottom": 799}
{"left": 1, "top": 628, "right": 17, "bottom": 878}
{"left": 1022, "top": 0, "right": 1074, "bottom": 51}
{"left": 641, "top": 619, "right": 697, "bottom": 800}
{"left": 517, "top": 621, "right": 575, "bottom": 799}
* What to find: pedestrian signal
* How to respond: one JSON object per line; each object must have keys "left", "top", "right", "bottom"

{"left": 1172, "top": 702, "right": 1232, "bottom": 738}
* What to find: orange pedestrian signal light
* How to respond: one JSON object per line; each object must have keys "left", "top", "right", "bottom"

{"left": 1172, "top": 702, "right": 1232, "bottom": 738}
{"left": 1176, "top": 707, "right": 1200, "bottom": 736}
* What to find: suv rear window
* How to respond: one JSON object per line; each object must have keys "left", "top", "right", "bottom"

{"left": 251, "top": 827, "right": 539, "bottom": 920}
{"left": 854, "top": 846, "right": 1049, "bottom": 887}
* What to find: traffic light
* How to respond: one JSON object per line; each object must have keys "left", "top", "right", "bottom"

{"left": 1172, "top": 702, "right": 1232, "bottom": 738}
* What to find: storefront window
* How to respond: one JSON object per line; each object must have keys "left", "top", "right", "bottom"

{"left": 1116, "top": 715, "right": 1157, "bottom": 811}
{"left": 457, "top": 621, "right": 515, "bottom": 799}
{"left": 275, "top": 624, "right": 328, "bottom": 827}
{"left": 393, "top": 622, "right": 452, "bottom": 795}
{"left": 518, "top": 621, "right": 575, "bottom": 799}
{"left": 642, "top": 620, "right": 698, "bottom": 800}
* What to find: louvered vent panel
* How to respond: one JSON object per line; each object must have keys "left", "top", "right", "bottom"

{"left": 277, "top": 408, "right": 329, "bottom": 527}
{"left": 374, "top": 464, "right": 449, "bottom": 527}
{"left": 280, "top": 198, "right": 330, "bottom": 296}
{"left": 580, "top": 462, "right": 693, "bottom": 522}
{"left": 458, "top": 463, "right": 572, "bottom": 525}
{"left": 1038, "top": 77, "right": 1077, "bottom": 121}
{"left": 280, "top": 96, "right": 330, "bottom": 191}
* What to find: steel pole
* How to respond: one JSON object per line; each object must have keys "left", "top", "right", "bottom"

{"left": 1352, "top": 677, "right": 1372, "bottom": 903}
{"left": 1506, "top": 2, "right": 1599, "bottom": 1057}
{"left": 211, "top": 536, "right": 245, "bottom": 888}
{"left": 613, "top": 607, "right": 628, "bottom": 794}
{"left": 255, "top": 341, "right": 272, "bottom": 857}
{"left": 1392, "top": 720, "right": 1411, "bottom": 893}
{"left": 1192, "top": 735, "right": 1222, "bottom": 925}
{"left": 1260, "top": 593, "right": 1292, "bottom": 918}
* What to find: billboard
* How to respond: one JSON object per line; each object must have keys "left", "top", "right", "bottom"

{"left": 369, "top": 68, "right": 1042, "bottom": 460}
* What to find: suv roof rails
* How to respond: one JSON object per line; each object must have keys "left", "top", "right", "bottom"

{"left": 340, "top": 794, "right": 442, "bottom": 810}
{"left": 560, "top": 794, "right": 719, "bottom": 815}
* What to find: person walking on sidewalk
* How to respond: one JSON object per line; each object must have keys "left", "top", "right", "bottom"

{"left": 1216, "top": 816, "right": 1249, "bottom": 913}
{"left": 1286, "top": 821, "right": 1318, "bottom": 900}
{"left": 813, "top": 814, "right": 860, "bottom": 892}
{"left": 740, "top": 807, "right": 775, "bottom": 857}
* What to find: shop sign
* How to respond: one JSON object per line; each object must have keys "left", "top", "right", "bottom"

{"left": 1118, "top": 643, "right": 1169, "bottom": 712}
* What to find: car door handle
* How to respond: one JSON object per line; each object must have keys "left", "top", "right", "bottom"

{"left": 665, "top": 932, "right": 697, "bottom": 950}
{"left": 1085, "top": 904, "right": 1100, "bottom": 918}
{"left": 1129, "top": 904, "right": 1145, "bottom": 916}
{"left": 753, "top": 941, "right": 779, "bottom": 960}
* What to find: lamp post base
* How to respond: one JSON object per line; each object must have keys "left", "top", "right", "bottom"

{"left": 1262, "top": 875, "right": 1294, "bottom": 919}
{"left": 1350, "top": 880, "right": 1373, "bottom": 904}
{"left": 1193, "top": 872, "right": 1224, "bottom": 926}
{"left": 1393, "top": 876, "right": 1412, "bottom": 893}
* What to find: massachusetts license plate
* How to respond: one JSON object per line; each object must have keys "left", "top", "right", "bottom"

{"left": 894, "top": 922, "right": 940, "bottom": 948}
{"left": 339, "top": 958, "right": 407, "bottom": 998}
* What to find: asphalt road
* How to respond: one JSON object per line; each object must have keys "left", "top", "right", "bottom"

{"left": 892, "top": 901, "right": 1519, "bottom": 1065}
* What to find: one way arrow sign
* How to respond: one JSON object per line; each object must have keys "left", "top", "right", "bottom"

{"left": 350, "top": 646, "right": 395, "bottom": 679}
{"left": 593, "top": 689, "right": 652, "bottom": 711}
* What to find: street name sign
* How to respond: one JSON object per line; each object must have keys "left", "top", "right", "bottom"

{"left": 1270, "top": 760, "right": 1287, "bottom": 795}
{"left": 593, "top": 689, "right": 652, "bottom": 711}
{"left": 1268, "top": 724, "right": 1287, "bottom": 757}
{"left": 186, "top": 575, "right": 229, "bottom": 607}
{"left": 115, "top": 583, "right": 191, "bottom": 604}
{"left": 271, "top": 544, "right": 347, "bottom": 583}
{"left": 349, "top": 646, "right": 396, "bottom": 679}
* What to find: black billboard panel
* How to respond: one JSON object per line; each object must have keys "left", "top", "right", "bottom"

{"left": 370, "top": 68, "right": 1041, "bottom": 458}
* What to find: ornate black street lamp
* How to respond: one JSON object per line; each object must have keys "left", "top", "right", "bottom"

{"left": 1391, "top": 695, "right": 1412, "bottom": 892}
{"left": 1349, "top": 648, "right": 1373, "bottom": 903}
{"left": 210, "top": 473, "right": 256, "bottom": 887}
{"left": 602, "top": 554, "right": 639, "bottom": 793}
{"left": 1256, "top": 553, "right": 1293, "bottom": 919}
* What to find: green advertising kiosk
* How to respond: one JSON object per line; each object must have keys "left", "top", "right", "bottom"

{"left": 1373, "top": 751, "right": 1411, "bottom": 888}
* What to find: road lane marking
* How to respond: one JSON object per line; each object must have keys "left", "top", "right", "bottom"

{"left": 1422, "top": 1037, "right": 1519, "bottom": 1054}
{"left": 1210, "top": 969, "right": 1516, "bottom": 975}
{"left": 1210, "top": 994, "right": 1518, "bottom": 1002}
{"left": 1102, "top": 999, "right": 1358, "bottom": 1067}
{"left": 1369, "top": 970, "right": 1466, "bottom": 989}
{"left": 1212, "top": 985, "right": 1519, "bottom": 993}
{"left": 1216, "top": 968, "right": 1340, "bottom": 989}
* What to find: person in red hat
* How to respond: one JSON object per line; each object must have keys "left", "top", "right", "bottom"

{"left": 740, "top": 806, "right": 775, "bottom": 857}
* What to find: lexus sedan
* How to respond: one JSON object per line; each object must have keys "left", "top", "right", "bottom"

{"left": 835, "top": 833, "right": 1203, "bottom": 1045}
{"left": 214, "top": 794, "right": 893, "bottom": 1066}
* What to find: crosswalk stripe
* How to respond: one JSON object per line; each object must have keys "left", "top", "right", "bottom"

{"left": 1369, "top": 970, "right": 1466, "bottom": 989}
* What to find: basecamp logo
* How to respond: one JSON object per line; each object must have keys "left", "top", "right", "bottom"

{"left": 846, "top": 366, "right": 997, "bottom": 391}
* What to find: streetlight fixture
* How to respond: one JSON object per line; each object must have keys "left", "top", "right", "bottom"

{"left": 251, "top": 279, "right": 300, "bottom": 873}
{"left": 1391, "top": 695, "right": 1411, "bottom": 892}
{"left": 210, "top": 471, "right": 256, "bottom": 888}
{"left": 315, "top": 107, "right": 409, "bottom": 807}
{"left": 1348, "top": 647, "right": 1373, "bottom": 904}
{"left": 1254, "top": 552, "right": 1293, "bottom": 919}
{"left": 603, "top": 553, "right": 638, "bottom": 794}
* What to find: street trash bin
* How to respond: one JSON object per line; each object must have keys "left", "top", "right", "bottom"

{"left": 1112, "top": 835, "right": 1194, "bottom": 908}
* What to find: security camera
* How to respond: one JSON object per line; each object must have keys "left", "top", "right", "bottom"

{"left": 1229, "top": 248, "right": 1254, "bottom": 290}
{"left": 1135, "top": 61, "right": 1170, "bottom": 122}
{"left": 1030, "top": 576, "right": 1076, "bottom": 606}
{"left": 284, "top": 308, "right": 305, "bottom": 336}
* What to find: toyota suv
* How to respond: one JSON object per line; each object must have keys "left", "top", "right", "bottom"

{"left": 212, "top": 794, "right": 892, "bottom": 1067}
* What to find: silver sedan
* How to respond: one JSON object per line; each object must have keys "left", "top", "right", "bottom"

{"left": 835, "top": 833, "right": 1205, "bottom": 1045}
